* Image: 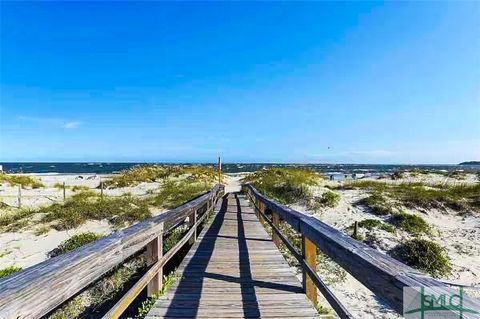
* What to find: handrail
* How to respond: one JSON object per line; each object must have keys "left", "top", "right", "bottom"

{"left": 243, "top": 183, "right": 480, "bottom": 318}
{"left": 0, "top": 184, "right": 224, "bottom": 319}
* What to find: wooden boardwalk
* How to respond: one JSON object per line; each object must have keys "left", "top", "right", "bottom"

{"left": 146, "top": 192, "right": 319, "bottom": 319}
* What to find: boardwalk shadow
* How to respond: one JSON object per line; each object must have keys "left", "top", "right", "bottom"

{"left": 161, "top": 192, "right": 300, "bottom": 318}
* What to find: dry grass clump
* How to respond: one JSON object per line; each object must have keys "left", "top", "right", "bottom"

{"left": 39, "top": 191, "right": 151, "bottom": 230}
{"left": 0, "top": 173, "right": 44, "bottom": 189}
{"left": 242, "top": 168, "right": 321, "bottom": 204}
{"left": 104, "top": 165, "right": 175, "bottom": 188}
{"left": 148, "top": 179, "right": 211, "bottom": 209}
{"left": 0, "top": 208, "right": 37, "bottom": 232}
{"left": 1, "top": 172, "right": 216, "bottom": 233}
{"left": 104, "top": 165, "right": 219, "bottom": 188}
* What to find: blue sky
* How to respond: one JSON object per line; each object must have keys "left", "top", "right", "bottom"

{"left": 0, "top": 2, "right": 479, "bottom": 164}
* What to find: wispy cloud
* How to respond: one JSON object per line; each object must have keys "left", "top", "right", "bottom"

{"left": 62, "top": 121, "right": 81, "bottom": 129}
{"left": 18, "top": 115, "right": 81, "bottom": 129}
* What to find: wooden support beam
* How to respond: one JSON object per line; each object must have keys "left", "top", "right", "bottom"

{"left": 146, "top": 224, "right": 163, "bottom": 297}
{"left": 272, "top": 212, "right": 281, "bottom": 247}
{"left": 302, "top": 235, "right": 317, "bottom": 305}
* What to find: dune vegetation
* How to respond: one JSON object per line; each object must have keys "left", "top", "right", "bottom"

{"left": 344, "top": 180, "right": 480, "bottom": 215}
{"left": 0, "top": 265, "right": 22, "bottom": 279}
{"left": 0, "top": 173, "right": 44, "bottom": 189}
{"left": 388, "top": 239, "right": 452, "bottom": 278}
{"left": 242, "top": 167, "right": 322, "bottom": 204}
{"left": 103, "top": 165, "right": 219, "bottom": 188}
{"left": 0, "top": 165, "right": 218, "bottom": 233}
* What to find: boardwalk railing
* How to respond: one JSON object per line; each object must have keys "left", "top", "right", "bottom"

{"left": 243, "top": 183, "right": 480, "bottom": 319}
{"left": 0, "top": 184, "right": 224, "bottom": 319}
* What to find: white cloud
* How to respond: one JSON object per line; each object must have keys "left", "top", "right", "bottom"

{"left": 62, "top": 121, "right": 81, "bottom": 129}
{"left": 18, "top": 115, "right": 81, "bottom": 129}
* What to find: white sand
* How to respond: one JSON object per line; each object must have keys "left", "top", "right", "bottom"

{"left": 292, "top": 174, "right": 480, "bottom": 318}
{"left": 0, "top": 220, "right": 111, "bottom": 269}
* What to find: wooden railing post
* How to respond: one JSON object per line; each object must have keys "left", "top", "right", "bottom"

{"left": 188, "top": 210, "right": 197, "bottom": 245}
{"left": 272, "top": 211, "right": 281, "bottom": 247}
{"left": 146, "top": 223, "right": 163, "bottom": 297}
{"left": 302, "top": 235, "right": 317, "bottom": 305}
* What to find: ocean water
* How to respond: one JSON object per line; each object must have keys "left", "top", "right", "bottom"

{"left": 0, "top": 162, "right": 478, "bottom": 175}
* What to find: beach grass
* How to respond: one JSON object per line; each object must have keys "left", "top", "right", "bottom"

{"left": 49, "top": 232, "right": 104, "bottom": 258}
{"left": 242, "top": 167, "right": 321, "bottom": 204}
{"left": 318, "top": 191, "right": 341, "bottom": 208}
{"left": 39, "top": 192, "right": 151, "bottom": 231}
{"left": 147, "top": 179, "right": 211, "bottom": 209}
{"left": 0, "top": 265, "right": 22, "bottom": 279}
{"left": 103, "top": 165, "right": 219, "bottom": 188}
{"left": 357, "top": 191, "right": 397, "bottom": 216}
{"left": 389, "top": 212, "right": 430, "bottom": 235}
{"left": 346, "top": 180, "right": 480, "bottom": 214}
{"left": 0, "top": 173, "right": 44, "bottom": 189}
{"left": 348, "top": 219, "right": 395, "bottom": 233}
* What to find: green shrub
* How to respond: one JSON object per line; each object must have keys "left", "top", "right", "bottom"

{"left": 49, "top": 232, "right": 103, "bottom": 258}
{"left": 389, "top": 239, "right": 451, "bottom": 278}
{"left": 0, "top": 266, "right": 22, "bottom": 278}
{"left": 319, "top": 191, "right": 341, "bottom": 208}
{"left": 389, "top": 212, "right": 430, "bottom": 235}
{"left": 0, "top": 173, "right": 43, "bottom": 189}
{"left": 242, "top": 168, "right": 320, "bottom": 204}
{"left": 359, "top": 192, "right": 396, "bottom": 216}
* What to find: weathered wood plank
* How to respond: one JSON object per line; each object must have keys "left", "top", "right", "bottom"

{"left": 148, "top": 193, "right": 318, "bottom": 318}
